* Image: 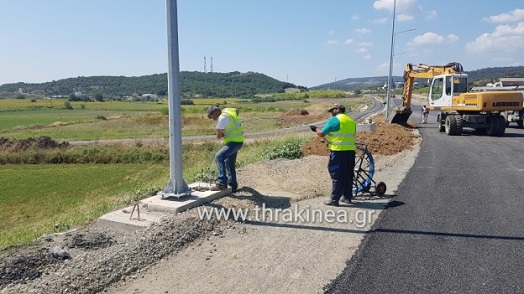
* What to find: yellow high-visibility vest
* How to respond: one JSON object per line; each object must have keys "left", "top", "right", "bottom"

{"left": 326, "top": 114, "right": 356, "bottom": 151}
{"left": 221, "top": 108, "right": 244, "bottom": 143}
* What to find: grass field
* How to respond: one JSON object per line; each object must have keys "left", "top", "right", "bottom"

{"left": 0, "top": 163, "right": 168, "bottom": 248}
{"left": 0, "top": 93, "right": 366, "bottom": 249}
{"left": 0, "top": 98, "right": 320, "bottom": 140}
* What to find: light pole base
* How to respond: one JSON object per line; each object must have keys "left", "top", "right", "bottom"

{"left": 158, "top": 179, "right": 192, "bottom": 198}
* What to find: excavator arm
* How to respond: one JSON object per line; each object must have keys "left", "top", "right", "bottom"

{"left": 390, "top": 62, "right": 463, "bottom": 124}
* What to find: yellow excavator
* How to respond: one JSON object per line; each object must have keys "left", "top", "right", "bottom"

{"left": 390, "top": 62, "right": 524, "bottom": 136}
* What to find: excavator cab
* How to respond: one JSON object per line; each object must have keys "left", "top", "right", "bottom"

{"left": 429, "top": 74, "right": 468, "bottom": 107}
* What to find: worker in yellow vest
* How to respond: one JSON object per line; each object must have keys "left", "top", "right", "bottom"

{"left": 313, "top": 103, "right": 356, "bottom": 206}
{"left": 207, "top": 106, "right": 244, "bottom": 193}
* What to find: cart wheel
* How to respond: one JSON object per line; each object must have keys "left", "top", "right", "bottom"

{"left": 375, "top": 182, "right": 387, "bottom": 196}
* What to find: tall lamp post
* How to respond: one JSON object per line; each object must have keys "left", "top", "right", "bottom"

{"left": 385, "top": 7, "right": 415, "bottom": 121}
{"left": 385, "top": 0, "right": 397, "bottom": 123}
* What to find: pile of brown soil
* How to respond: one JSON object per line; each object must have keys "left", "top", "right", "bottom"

{"left": 276, "top": 108, "right": 327, "bottom": 127}
{"left": 301, "top": 119, "right": 417, "bottom": 157}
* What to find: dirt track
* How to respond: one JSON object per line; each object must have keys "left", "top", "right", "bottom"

{"left": 106, "top": 135, "right": 420, "bottom": 294}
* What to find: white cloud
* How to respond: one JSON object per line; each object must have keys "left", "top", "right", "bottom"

{"left": 351, "top": 15, "right": 359, "bottom": 21}
{"left": 397, "top": 14, "right": 413, "bottom": 22}
{"left": 373, "top": 17, "right": 389, "bottom": 24}
{"left": 374, "top": 1, "right": 441, "bottom": 24}
{"left": 356, "top": 48, "right": 368, "bottom": 53}
{"left": 344, "top": 39, "right": 354, "bottom": 45}
{"left": 466, "top": 22, "right": 524, "bottom": 54}
{"left": 363, "top": 54, "right": 372, "bottom": 59}
{"left": 355, "top": 27, "right": 372, "bottom": 34}
{"left": 328, "top": 30, "right": 335, "bottom": 36}
{"left": 376, "top": 62, "right": 390, "bottom": 74}
{"left": 446, "top": 34, "right": 459, "bottom": 43}
{"left": 424, "top": 10, "right": 437, "bottom": 20}
{"left": 373, "top": 0, "right": 416, "bottom": 20}
{"left": 373, "top": 0, "right": 415, "bottom": 12}
{"left": 327, "top": 39, "right": 339, "bottom": 45}
{"left": 408, "top": 32, "right": 445, "bottom": 45}
{"left": 356, "top": 42, "right": 373, "bottom": 47}
{"left": 484, "top": 8, "right": 524, "bottom": 23}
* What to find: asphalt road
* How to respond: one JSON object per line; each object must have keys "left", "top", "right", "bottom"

{"left": 326, "top": 108, "right": 524, "bottom": 293}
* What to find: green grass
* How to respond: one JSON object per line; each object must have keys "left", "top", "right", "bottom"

{"left": 0, "top": 135, "right": 309, "bottom": 249}
{"left": 0, "top": 164, "right": 168, "bottom": 248}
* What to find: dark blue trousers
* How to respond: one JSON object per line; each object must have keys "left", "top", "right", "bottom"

{"left": 328, "top": 150, "right": 355, "bottom": 202}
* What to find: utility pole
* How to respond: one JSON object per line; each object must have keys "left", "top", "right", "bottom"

{"left": 158, "top": 0, "right": 191, "bottom": 198}
{"left": 385, "top": 0, "right": 396, "bottom": 123}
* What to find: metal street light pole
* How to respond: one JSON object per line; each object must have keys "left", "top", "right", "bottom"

{"left": 385, "top": 0, "right": 397, "bottom": 123}
{"left": 158, "top": 0, "right": 191, "bottom": 198}
{"left": 386, "top": 26, "right": 415, "bottom": 123}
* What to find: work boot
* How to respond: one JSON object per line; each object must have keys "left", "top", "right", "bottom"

{"left": 209, "top": 184, "right": 226, "bottom": 191}
{"left": 323, "top": 200, "right": 339, "bottom": 207}
{"left": 341, "top": 197, "right": 352, "bottom": 204}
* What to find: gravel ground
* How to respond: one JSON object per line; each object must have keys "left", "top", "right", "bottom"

{"left": 0, "top": 117, "right": 420, "bottom": 294}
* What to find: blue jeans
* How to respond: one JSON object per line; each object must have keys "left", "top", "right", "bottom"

{"left": 215, "top": 141, "right": 243, "bottom": 188}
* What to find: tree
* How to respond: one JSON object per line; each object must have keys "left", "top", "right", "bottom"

{"left": 94, "top": 92, "right": 104, "bottom": 102}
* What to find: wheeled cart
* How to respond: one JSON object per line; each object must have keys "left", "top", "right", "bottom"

{"left": 353, "top": 143, "right": 387, "bottom": 197}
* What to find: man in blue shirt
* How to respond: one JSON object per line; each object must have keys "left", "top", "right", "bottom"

{"left": 313, "top": 103, "right": 356, "bottom": 206}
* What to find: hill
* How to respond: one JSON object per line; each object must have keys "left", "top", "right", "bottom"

{"left": 0, "top": 71, "right": 303, "bottom": 99}
{"left": 2, "top": 65, "right": 523, "bottom": 99}
{"left": 311, "top": 65, "right": 524, "bottom": 91}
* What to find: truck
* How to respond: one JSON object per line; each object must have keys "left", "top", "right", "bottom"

{"left": 470, "top": 78, "right": 524, "bottom": 128}
{"left": 390, "top": 62, "right": 524, "bottom": 136}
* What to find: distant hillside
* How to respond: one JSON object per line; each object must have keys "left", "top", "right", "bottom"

{"left": 3, "top": 65, "right": 523, "bottom": 98}
{"left": 0, "top": 71, "right": 303, "bottom": 99}
{"left": 311, "top": 76, "right": 402, "bottom": 91}
{"left": 311, "top": 65, "right": 524, "bottom": 91}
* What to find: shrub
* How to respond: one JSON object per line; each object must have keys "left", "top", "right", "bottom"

{"left": 265, "top": 139, "right": 304, "bottom": 160}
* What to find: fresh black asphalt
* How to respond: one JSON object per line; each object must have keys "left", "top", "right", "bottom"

{"left": 326, "top": 108, "right": 524, "bottom": 293}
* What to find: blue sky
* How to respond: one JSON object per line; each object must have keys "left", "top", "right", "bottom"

{"left": 1, "top": 0, "right": 523, "bottom": 88}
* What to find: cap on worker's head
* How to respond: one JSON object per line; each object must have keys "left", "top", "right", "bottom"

{"left": 328, "top": 103, "right": 345, "bottom": 112}
{"left": 207, "top": 105, "right": 220, "bottom": 118}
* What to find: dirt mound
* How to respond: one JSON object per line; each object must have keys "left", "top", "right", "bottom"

{"left": 301, "top": 119, "right": 417, "bottom": 157}
{"left": 276, "top": 108, "right": 326, "bottom": 127}
{"left": 284, "top": 109, "right": 309, "bottom": 116}
{"left": 0, "top": 137, "right": 69, "bottom": 152}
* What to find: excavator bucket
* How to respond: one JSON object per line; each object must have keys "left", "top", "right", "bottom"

{"left": 389, "top": 110, "right": 412, "bottom": 125}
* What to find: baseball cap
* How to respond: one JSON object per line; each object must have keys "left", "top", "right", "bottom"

{"left": 328, "top": 103, "right": 345, "bottom": 112}
{"left": 207, "top": 106, "right": 220, "bottom": 118}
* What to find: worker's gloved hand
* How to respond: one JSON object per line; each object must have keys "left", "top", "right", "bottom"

{"left": 309, "top": 125, "right": 318, "bottom": 132}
